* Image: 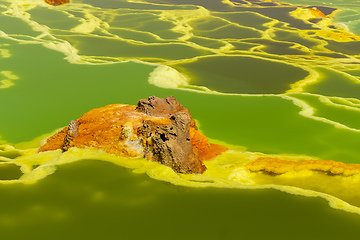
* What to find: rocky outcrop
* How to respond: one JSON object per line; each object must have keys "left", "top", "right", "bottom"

{"left": 136, "top": 96, "right": 197, "bottom": 129}
{"left": 38, "top": 96, "right": 228, "bottom": 174}
{"left": 139, "top": 112, "right": 206, "bottom": 174}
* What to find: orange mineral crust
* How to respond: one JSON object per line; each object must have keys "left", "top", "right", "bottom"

{"left": 39, "top": 104, "right": 171, "bottom": 157}
{"left": 309, "top": 7, "right": 326, "bottom": 18}
{"left": 44, "top": 0, "right": 69, "bottom": 6}
{"left": 246, "top": 157, "right": 360, "bottom": 176}
{"left": 39, "top": 96, "right": 228, "bottom": 174}
{"left": 189, "top": 127, "right": 228, "bottom": 161}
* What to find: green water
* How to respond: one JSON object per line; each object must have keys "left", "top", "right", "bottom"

{"left": 1, "top": 0, "right": 360, "bottom": 238}
{"left": 171, "top": 55, "right": 309, "bottom": 94}
{"left": 302, "top": 67, "right": 360, "bottom": 99}
{"left": 1, "top": 160, "right": 359, "bottom": 240}
{"left": 0, "top": 41, "right": 157, "bottom": 143}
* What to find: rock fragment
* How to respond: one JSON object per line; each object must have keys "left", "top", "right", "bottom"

{"left": 61, "top": 120, "right": 79, "bottom": 152}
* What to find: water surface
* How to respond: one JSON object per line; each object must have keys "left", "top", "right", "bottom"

{"left": 1, "top": 0, "right": 360, "bottom": 238}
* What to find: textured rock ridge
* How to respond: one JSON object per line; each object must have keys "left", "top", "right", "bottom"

{"left": 61, "top": 120, "right": 79, "bottom": 152}
{"left": 39, "top": 96, "right": 227, "bottom": 174}
{"left": 139, "top": 112, "right": 206, "bottom": 174}
{"left": 136, "top": 96, "right": 197, "bottom": 129}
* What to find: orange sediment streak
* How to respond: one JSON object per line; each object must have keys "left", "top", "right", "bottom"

{"left": 246, "top": 157, "right": 360, "bottom": 176}
{"left": 309, "top": 7, "right": 326, "bottom": 18}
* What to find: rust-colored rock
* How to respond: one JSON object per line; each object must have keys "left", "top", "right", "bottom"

{"left": 136, "top": 96, "right": 197, "bottom": 129}
{"left": 139, "top": 112, "right": 206, "bottom": 174}
{"left": 44, "top": 0, "right": 69, "bottom": 6}
{"left": 61, "top": 120, "right": 79, "bottom": 152}
{"left": 39, "top": 96, "right": 228, "bottom": 174}
{"left": 246, "top": 157, "right": 360, "bottom": 176}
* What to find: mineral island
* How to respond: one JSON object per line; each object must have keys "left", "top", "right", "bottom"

{"left": 38, "top": 96, "right": 228, "bottom": 174}
{"left": 38, "top": 96, "right": 360, "bottom": 176}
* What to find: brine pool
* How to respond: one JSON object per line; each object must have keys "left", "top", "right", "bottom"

{"left": 1, "top": 0, "right": 360, "bottom": 239}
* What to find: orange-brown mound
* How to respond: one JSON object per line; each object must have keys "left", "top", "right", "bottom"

{"left": 44, "top": 0, "right": 69, "bottom": 6}
{"left": 246, "top": 157, "right": 360, "bottom": 176}
{"left": 39, "top": 96, "right": 228, "bottom": 174}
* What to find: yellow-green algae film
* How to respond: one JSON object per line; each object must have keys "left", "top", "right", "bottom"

{"left": 2, "top": 0, "right": 360, "bottom": 239}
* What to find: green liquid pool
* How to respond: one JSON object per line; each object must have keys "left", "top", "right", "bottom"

{"left": 1, "top": 0, "right": 360, "bottom": 239}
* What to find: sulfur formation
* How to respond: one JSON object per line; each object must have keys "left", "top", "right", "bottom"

{"left": 39, "top": 96, "right": 228, "bottom": 174}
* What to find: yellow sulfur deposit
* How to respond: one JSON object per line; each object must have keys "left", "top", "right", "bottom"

{"left": 315, "top": 30, "right": 360, "bottom": 42}
{"left": 291, "top": 7, "right": 360, "bottom": 42}
{"left": 246, "top": 157, "right": 360, "bottom": 176}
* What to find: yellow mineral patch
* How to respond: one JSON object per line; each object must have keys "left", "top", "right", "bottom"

{"left": 159, "top": 8, "right": 210, "bottom": 41}
{"left": 327, "top": 97, "right": 360, "bottom": 108}
{"left": 319, "top": 95, "right": 360, "bottom": 112}
{"left": 0, "top": 48, "right": 11, "bottom": 58}
{"left": 70, "top": 12, "right": 103, "bottom": 34}
{"left": 148, "top": 65, "right": 190, "bottom": 89}
{"left": 0, "top": 79, "right": 14, "bottom": 88}
{"left": 283, "top": 94, "right": 360, "bottom": 132}
{"left": 287, "top": 67, "right": 319, "bottom": 93}
{"left": 290, "top": 7, "right": 327, "bottom": 22}
{"left": 0, "top": 71, "right": 19, "bottom": 89}
{"left": 246, "top": 164, "right": 360, "bottom": 214}
{"left": 1, "top": 71, "right": 18, "bottom": 80}
{"left": 316, "top": 30, "right": 360, "bottom": 42}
